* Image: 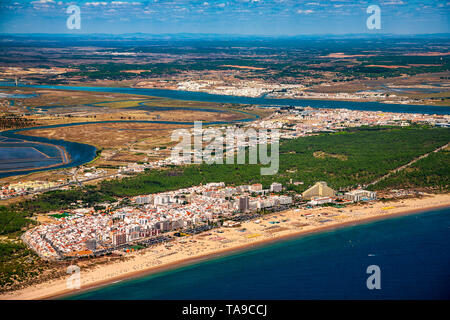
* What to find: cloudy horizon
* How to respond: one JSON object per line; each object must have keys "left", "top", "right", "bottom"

{"left": 0, "top": 0, "right": 448, "bottom": 35}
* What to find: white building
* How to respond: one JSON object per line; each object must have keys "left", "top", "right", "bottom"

{"left": 343, "top": 190, "right": 377, "bottom": 202}
{"left": 308, "top": 197, "right": 333, "bottom": 206}
{"left": 270, "top": 182, "right": 283, "bottom": 193}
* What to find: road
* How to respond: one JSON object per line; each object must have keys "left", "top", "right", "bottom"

{"left": 365, "top": 142, "right": 450, "bottom": 188}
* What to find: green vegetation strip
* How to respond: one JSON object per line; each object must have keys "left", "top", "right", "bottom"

{"left": 0, "top": 241, "right": 46, "bottom": 289}
{"left": 372, "top": 148, "right": 450, "bottom": 190}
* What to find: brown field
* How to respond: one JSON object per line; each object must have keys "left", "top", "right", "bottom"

{"left": 0, "top": 168, "right": 70, "bottom": 184}
{"left": 3, "top": 87, "right": 253, "bottom": 125}
{"left": 408, "top": 64, "right": 443, "bottom": 67}
{"left": 310, "top": 72, "right": 450, "bottom": 106}
{"left": 322, "top": 53, "right": 376, "bottom": 58}
{"left": 0, "top": 67, "right": 77, "bottom": 77}
{"left": 2, "top": 87, "right": 147, "bottom": 108}
{"left": 221, "top": 65, "right": 266, "bottom": 70}
{"left": 21, "top": 122, "right": 189, "bottom": 149}
{"left": 28, "top": 107, "right": 244, "bottom": 126}
{"left": 120, "top": 70, "right": 150, "bottom": 74}
{"left": 366, "top": 65, "right": 411, "bottom": 69}
{"left": 313, "top": 151, "right": 348, "bottom": 161}
{"left": 403, "top": 52, "right": 450, "bottom": 56}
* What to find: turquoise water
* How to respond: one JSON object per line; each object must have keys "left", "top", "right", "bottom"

{"left": 67, "top": 207, "right": 450, "bottom": 300}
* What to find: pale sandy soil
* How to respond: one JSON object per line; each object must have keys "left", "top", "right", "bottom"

{"left": 1, "top": 193, "right": 449, "bottom": 300}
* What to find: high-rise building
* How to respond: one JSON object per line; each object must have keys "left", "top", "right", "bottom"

{"left": 156, "top": 220, "right": 171, "bottom": 231}
{"left": 112, "top": 233, "right": 127, "bottom": 246}
{"left": 302, "top": 181, "right": 336, "bottom": 200}
{"left": 239, "top": 196, "right": 249, "bottom": 212}
{"left": 85, "top": 239, "right": 97, "bottom": 250}
{"left": 343, "top": 190, "right": 377, "bottom": 202}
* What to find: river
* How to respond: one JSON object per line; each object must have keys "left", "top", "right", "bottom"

{"left": 1, "top": 83, "right": 449, "bottom": 178}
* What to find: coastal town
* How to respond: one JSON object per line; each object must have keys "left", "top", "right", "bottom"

{"left": 172, "top": 79, "right": 423, "bottom": 104}
{"left": 22, "top": 180, "right": 379, "bottom": 260}
{"left": 1, "top": 106, "right": 449, "bottom": 200}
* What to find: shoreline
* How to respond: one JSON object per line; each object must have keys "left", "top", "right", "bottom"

{"left": 1, "top": 193, "right": 449, "bottom": 300}
{"left": 56, "top": 201, "right": 450, "bottom": 300}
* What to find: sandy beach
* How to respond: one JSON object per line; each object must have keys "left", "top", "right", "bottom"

{"left": 1, "top": 193, "right": 449, "bottom": 300}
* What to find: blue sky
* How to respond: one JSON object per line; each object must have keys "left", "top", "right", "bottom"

{"left": 0, "top": 0, "right": 449, "bottom": 35}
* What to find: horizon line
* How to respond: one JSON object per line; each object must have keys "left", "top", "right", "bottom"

{"left": 1, "top": 32, "right": 450, "bottom": 37}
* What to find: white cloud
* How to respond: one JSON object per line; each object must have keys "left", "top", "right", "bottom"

{"left": 383, "top": 0, "right": 405, "bottom": 5}
{"left": 85, "top": 2, "right": 108, "bottom": 6}
{"left": 31, "top": 0, "right": 55, "bottom": 4}
{"left": 297, "top": 9, "right": 313, "bottom": 14}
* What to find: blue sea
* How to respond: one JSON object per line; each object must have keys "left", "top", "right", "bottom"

{"left": 66, "top": 207, "right": 450, "bottom": 300}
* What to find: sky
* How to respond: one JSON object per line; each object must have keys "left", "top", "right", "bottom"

{"left": 0, "top": 0, "right": 449, "bottom": 35}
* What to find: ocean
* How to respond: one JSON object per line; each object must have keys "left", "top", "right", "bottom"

{"left": 66, "top": 207, "right": 450, "bottom": 300}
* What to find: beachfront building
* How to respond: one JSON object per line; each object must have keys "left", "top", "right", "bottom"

{"left": 85, "top": 239, "right": 97, "bottom": 250}
{"left": 308, "top": 197, "right": 333, "bottom": 206}
{"left": 112, "top": 232, "right": 127, "bottom": 246}
{"left": 22, "top": 181, "right": 294, "bottom": 260}
{"left": 302, "top": 181, "right": 336, "bottom": 200}
{"left": 277, "top": 195, "right": 293, "bottom": 205}
{"left": 239, "top": 196, "right": 249, "bottom": 212}
{"left": 343, "top": 189, "right": 377, "bottom": 202}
